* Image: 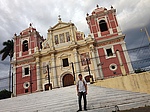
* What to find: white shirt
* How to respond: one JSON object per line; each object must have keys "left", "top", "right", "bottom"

{"left": 77, "top": 80, "right": 87, "bottom": 92}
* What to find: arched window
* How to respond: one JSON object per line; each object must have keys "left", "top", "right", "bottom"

{"left": 22, "top": 40, "right": 28, "bottom": 52}
{"left": 99, "top": 20, "right": 108, "bottom": 32}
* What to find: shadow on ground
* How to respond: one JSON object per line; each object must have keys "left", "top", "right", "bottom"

{"left": 120, "top": 106, "right": 150, "bottom": 112}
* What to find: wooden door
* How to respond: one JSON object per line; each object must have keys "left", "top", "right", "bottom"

{"left": 63, "top": 74, "right": 74, "bottom": 87}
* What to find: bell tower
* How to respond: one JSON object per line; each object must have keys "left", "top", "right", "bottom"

{"left": 86, "top": 5, "right": 122, "bottom": 40}
{"left": 86, "top": 5, "right": 133, "bottom": 78}
{"left": 13, "top": 24, "right": 44, "bottom": 96}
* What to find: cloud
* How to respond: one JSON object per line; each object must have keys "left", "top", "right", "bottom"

{"left": 117, "top": 0, "right": 150, "bottom": 31}
{"left": 0, "top": 0, "right": 149, "bottom": 38}
{"left": 0, "top": 55, "right": 10, "bottom": 90}
{"left": 0, "top": 0, "right": 150, "bottom": 90}
{"left": 0, "top": 56, "right": 10, "bottom": 76}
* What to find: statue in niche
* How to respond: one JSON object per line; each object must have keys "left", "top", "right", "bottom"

{"left": 66, "top": 32, "right": 70, "bottom": 42}
{"left": 84, "top": 66, "right": 89, "bottom": 72}
{"left": 43, "top": 42, "right": 50, "bottom": 49}
{"left": 45, "top": 75, "right": 48, "bottom": 80}
{"left": 60, "top": 33, "right": 65, "bottom": 43}
{"left": 81, "top": 54, "right": 86, "bottom": 66}
{"left": 85, "top": 52, "right": 91, "bottom": 64}
{"left": 55, "top": 35, "right": 59, "bottom": 44}
{"left": 80, "top": 52, "right": 91, "bottom": 66}
{"left": 43, "top": 62, "right": 50, "bottom": 74}
{"left": 76, "top": 32, "right": 83, "bottom": 40}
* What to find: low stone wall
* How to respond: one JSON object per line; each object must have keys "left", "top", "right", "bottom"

{"left": 94, "top": 72, "right": 150, "bottom": 94}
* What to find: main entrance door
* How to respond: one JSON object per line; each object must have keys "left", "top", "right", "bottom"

{"left": 63, "top": 74, "right": 74, "bottom": 87}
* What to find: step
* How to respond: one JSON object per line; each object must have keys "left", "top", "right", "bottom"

{"left": 0, "top": 85, "right": 150, "bottom": 112}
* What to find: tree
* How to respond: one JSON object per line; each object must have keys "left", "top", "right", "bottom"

{"left": 0, "top": 39, "right": 14, "bottom": 91}
{"left": 0, "top": 89, "right": 11, "bottom": 100}
{"left": 135, "top": 68, "right": 146, "bottom": 73}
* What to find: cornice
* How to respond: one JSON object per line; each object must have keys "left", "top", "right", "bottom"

{"left": 12, "top": 57, "right": 35, "bottom": 66}
{"left": 96, "top": 35, "right": 125, "bottom": 47}
{"left": 86, "top": 9, "right": 116, "bottom": 20}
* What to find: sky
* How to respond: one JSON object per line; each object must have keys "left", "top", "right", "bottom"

{"left": 0, "top": 0, "right": 150, "bottom": 90}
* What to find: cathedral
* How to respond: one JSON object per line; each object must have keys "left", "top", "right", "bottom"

{"left": 12, "top": 5, "right": 133, "bottom": 96}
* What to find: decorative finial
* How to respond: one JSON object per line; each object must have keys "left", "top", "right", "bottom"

{"left": 86, "top": 13, "right": 89, "bottom": 16}
{"left": 111, "top": 5, "right": 113, "bottom": 9}
{"left": 58, "top": 15, "right": 61, "bottom": 22}
{"left": 29, "top": 23, "right": 32, "bottom": 27}
{"left": 96, "top": 4, "right": 99, "bottom": 8}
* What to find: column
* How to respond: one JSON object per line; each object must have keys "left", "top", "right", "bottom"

{"left": 36, "top": 57, "right": 42, "bottom": 91}
{"left": 51, "top": 54, "right": 58, "bottom": 88}
{"left": 47, "top": 31, "right": 54, "bottom": 50}
{"left": 116, "top": 50, "right": 126, "bottom": 76}
{"left": 13, "top": 66, "right": 16, "bottom": 96}
{"left": 70, "top": 25, "right": 75, "bottom": 41}
{"left": 90, "top": 45, "right": 101, "bottom": 80}
{"left": 121, "top": 42, "right": 134, "bottom": 73}
{"left": 73, "top": 48, "right": 81, "bottom": 76}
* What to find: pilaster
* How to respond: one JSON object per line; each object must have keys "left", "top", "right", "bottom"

{"left": 73, "top": 48, "right": 81, "bottom": 76}
{"left": 36, "top": 57, "right": 42, "bottom": 91}
{"left": 116, "top": 50, "right": 126, "bottom": 76}
{"left": 49, "top": 31, "right": 54, "bottom": 50}
{"left": 121, "top": 42, "right": 134, "bottom": 73}
{"left": 13, "top": 66, "right": 16, "bottom": 96}
{"left": 70, "top": 25, "right": 75, "bottom": 42}
{"left": 90, "top": 45, "right": 101, "bottom": 80}
{"left": 51, "top": 54, "right": 58, "bottom": 87}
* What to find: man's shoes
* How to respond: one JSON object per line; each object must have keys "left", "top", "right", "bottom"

{"left": 77, "top": 109, "right": 82, "bottom": 112}
{"left": 84, "top": 109, "right": 87, "bottom": 111}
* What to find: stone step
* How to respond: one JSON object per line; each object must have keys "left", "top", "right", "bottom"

{"left": 4, "top": 88, "right": 147, "bottom": 104}
{"left": 2, "top": 92, "right": 148, "bottom": 111}
{"left": 0, "top": 85, "right": 150, "bottom": 112}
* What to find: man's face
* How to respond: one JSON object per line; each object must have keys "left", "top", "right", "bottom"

{"left": 79, "top": 75, "right": 82, "bottom": 80}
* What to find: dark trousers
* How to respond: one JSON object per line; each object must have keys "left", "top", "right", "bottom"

{"left": 78, "top": 92, "right": 87, "bottom": 110}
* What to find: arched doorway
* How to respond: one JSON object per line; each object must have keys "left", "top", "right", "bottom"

{"left": 63, "top": 74, "right": 74, "bottom": 87}
{"left": 85, "top": 75, "right": 94, "bottom": 83}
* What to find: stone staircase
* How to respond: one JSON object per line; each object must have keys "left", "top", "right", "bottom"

{"left": 0, "top": 85, "right": 150, "bottom": 112}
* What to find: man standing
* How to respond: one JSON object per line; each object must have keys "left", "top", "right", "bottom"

{"left": 76, "top": 74, "right": 87, "bottom": 111}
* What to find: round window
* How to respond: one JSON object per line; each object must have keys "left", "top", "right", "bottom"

{"left": 111, "top": 65, "right": 116, "bottom": 69}
{"left": 23, "top": 82, "right": 30, "bottom": 89}
{"left": 26, "top": 83, "right": 29, "bottom": 87}
{"left": 109, "top": 63, "right": 117, "bottom": 71}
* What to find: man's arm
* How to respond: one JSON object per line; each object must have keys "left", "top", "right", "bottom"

{"left": 76, "top": 84, "right": 79, "bottom": 95}
{"left": 85, "top": 84, "right": 87, "bottom": 94}
{"left": 83, "top": 80, "right": 87, "bottom": 94}
{"left": 76, "top": 81, "right": 79, "bottom": 95}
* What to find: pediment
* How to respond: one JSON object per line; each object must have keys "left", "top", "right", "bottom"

{"left": 58, "top": 53, "right": 71, "bottom": 58}
{"left": 52, "top": 22, "right": 70, "bottom": 30}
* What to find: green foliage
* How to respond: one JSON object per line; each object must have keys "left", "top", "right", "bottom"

{"left": 0, "top": 89, "right": 11, "bottom": 100}
{"left": 0, "top": 39, "right": 14, "bottom": 91}
{"left": 0, "top": 39, "right": 14, "bottom": 61}
{"left": 135, "top": 68, "right": 146, "bottom": 73}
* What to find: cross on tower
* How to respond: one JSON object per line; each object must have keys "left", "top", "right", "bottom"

{"left": 58, "top": 15, "right": 61, "bottom": 21}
